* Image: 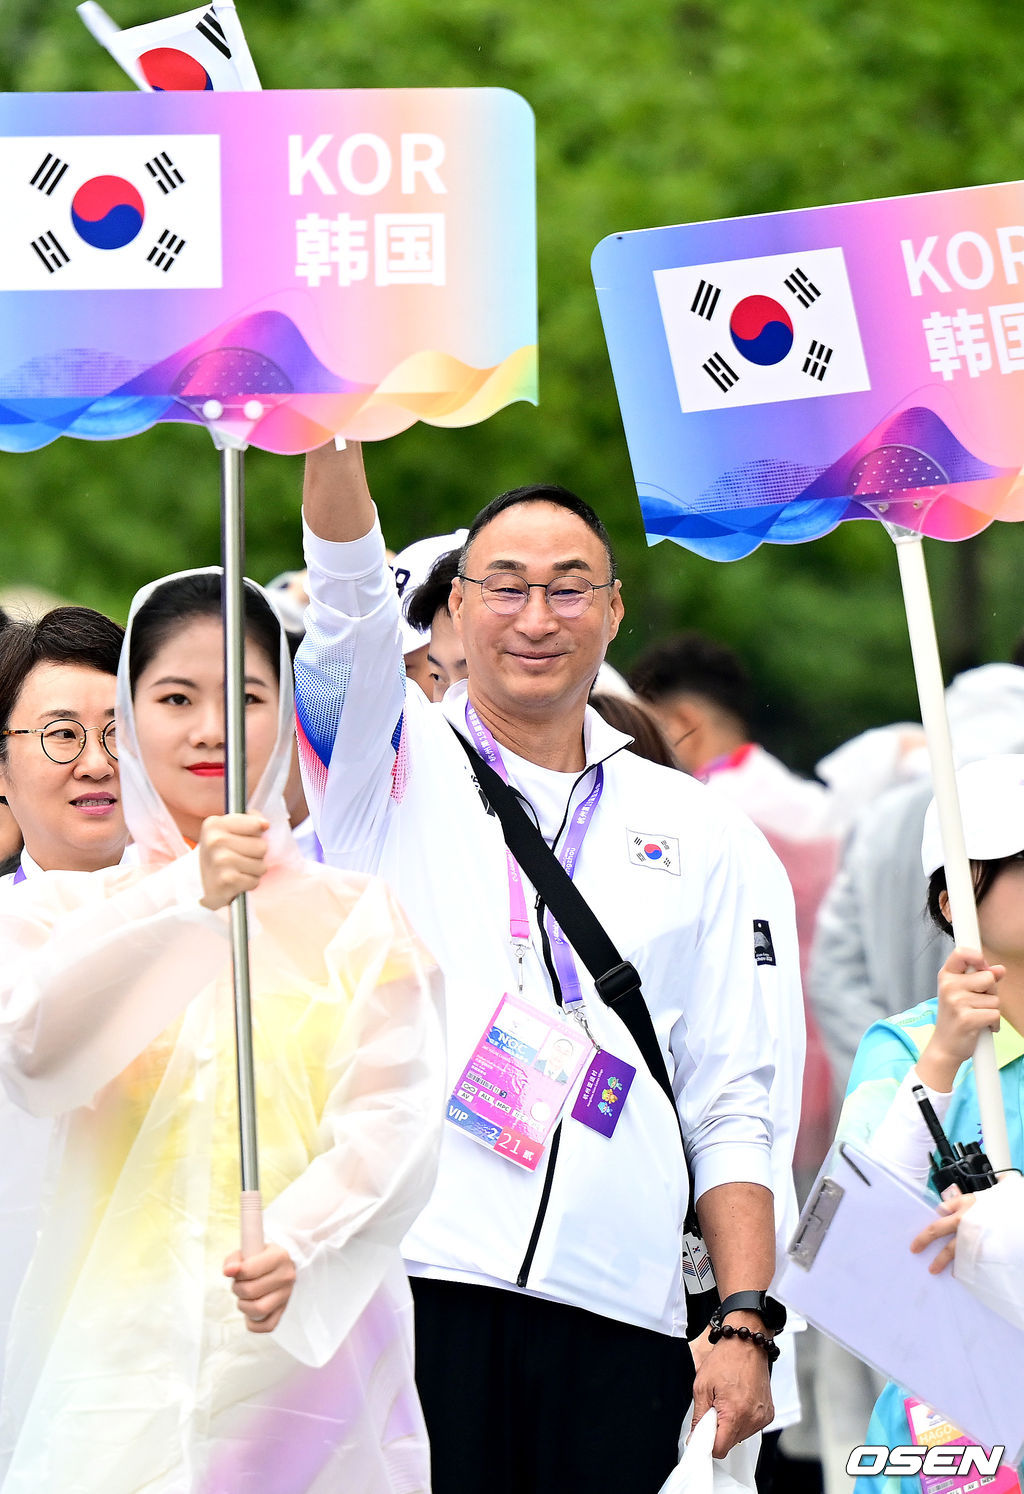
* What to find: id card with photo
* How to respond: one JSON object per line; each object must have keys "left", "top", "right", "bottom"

{"left": 446, "top": 993, "right": 594, "bottom": 1171}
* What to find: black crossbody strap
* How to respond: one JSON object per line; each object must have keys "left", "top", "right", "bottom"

{"left": 451, "top": 729, "right": 680, "bottom": 1133}
{"left": 451, "top": 727, "right": 720, "bottom": 1332}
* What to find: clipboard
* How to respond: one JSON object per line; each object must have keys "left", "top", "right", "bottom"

{"left": 777, "top": 1142, "right": 1024, "bottom": 1465}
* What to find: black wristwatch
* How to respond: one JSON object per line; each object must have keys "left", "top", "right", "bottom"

{"left": 714, "top": 1291, "right": 787, "bottom": 1333}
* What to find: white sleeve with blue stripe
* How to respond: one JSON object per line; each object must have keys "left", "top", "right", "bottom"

{"left": 295, "top": 510, "right": 409, "bottom": 872}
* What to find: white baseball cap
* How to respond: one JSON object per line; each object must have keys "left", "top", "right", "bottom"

{"left": 391, "top": 529, "right": 468, "bottom": 655}
{"left": 263, "top": 568, "right": 309, "bottom": 636}
{"left": 592, "top": 662, "right": 636, "bottom": 701}
{"left": 921, "top": 753, "right": 1024, "bottom": 876}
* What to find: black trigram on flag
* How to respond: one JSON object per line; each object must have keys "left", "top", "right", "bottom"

{"left": 690, "top": 278, "right": 722, "bottom": 321}
{"left": 30, "top": 153, "right": 69, "bottom": 197}
{"left": 803, "top": 340, "right": 833, "bottom": 381}
{"left": 31, "top": 231, "right": 70, "bottom": 273}
{"left": 196, "top": 8, "right": 232, "bottom": 58}
{"left": 702, "top": 351, "right": 739, "bottom": 393}
{"left": 145, "top": 152, "right": 185, "bottom": 195}
{"left": 784, "top": 266, "right": 821, "bottom": 309}
{"left": 147, "top": 230, "right": 186, "bottom": 271}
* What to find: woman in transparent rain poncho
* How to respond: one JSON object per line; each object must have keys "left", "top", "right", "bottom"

{"left": 0, "top": 569, "right": 445, "bottom": 1494}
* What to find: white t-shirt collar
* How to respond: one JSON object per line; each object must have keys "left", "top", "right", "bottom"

{"left": 439, "top": 678, "right": 632, "bottom": 771}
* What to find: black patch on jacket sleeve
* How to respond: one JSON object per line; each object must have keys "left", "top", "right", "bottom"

{"left": 753, "top": 919, "right": 776, "bottom": 967}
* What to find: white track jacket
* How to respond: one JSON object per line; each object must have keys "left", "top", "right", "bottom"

{"left": 296, "top": 513, "right": 780, "bottom": 1340}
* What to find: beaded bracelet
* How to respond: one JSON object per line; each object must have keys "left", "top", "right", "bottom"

{"left": 707, "top": 1320, "right": 780, "bottom": 1363}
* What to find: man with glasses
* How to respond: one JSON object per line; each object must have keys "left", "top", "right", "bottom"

{"left": 295, "top": 442, "right": 782, "bottom": 1494}
{"left": 0, "top": 604, "right": 126, "bottom": 1418}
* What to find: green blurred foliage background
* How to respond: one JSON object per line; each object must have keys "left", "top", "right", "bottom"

{"left": 2, "top": 0, "right": 1023, "bottom": 769}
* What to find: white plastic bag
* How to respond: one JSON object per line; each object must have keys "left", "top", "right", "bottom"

{"left": 658, "top": 1408, "right": 759, "bottom": 1494}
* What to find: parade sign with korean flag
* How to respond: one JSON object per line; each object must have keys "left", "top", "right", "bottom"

{"left": 592, "top": 181, "right": 1024, "bottom": 559}
{"left": 0, "top": 87, "right": 536, "bottom": 452}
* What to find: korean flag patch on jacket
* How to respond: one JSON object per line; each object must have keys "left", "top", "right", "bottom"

{"left": 627, "top": 831, "right": 680, "bottom": 874}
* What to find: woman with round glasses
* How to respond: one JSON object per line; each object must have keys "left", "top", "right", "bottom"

{"left": 0, "top": 611, "right": 21, "bottom": 873}
{"left": 3, "top": 715, "right": 118, "bottom": 760}
{"left": 0, "top": 605, "right": 128, "bottom": 1436}
{"left": 0, "top": 607, "right": 126, "bottom": 883}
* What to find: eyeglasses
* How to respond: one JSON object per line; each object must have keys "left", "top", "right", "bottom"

{"left": 1, "top": 718, "right": 118, "bottom": 764}
{"left": 459, "top": 572, "right": 613, "bottom": 618}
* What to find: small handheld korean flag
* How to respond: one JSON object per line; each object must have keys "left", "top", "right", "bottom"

{"left": 655, "top": 247, "right": 871, "bottom": 414}
{"left": 77, "top": 0, "right": 261, "bottom": 92}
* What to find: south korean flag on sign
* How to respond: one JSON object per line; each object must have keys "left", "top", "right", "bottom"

{"left": 654, "top": 247, "right": 871, "bottom": 414}
{"left": 0, "top": 133, "right": 222, "bottom": 292}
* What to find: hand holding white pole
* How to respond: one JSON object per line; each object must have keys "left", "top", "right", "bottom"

{"left": 890, "top": 527, "right": 1011, "bottom": 1173}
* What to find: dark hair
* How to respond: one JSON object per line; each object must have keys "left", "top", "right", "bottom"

{"left": 129, "top": 574, "right": 281, "bottom": 692}
{"left": 405, "top": 549, "right": 461, "bottom": 634}
{"left": 589, "top": 692, "right": 681, "bottom": 770}
{"left": 0, "top": 606, "right": 125, "bottom": 749}
{"left": 927, "top": 855, "right": 1023, "bottom": 936}
{"left": 459, "top": 484, "right": 617, "bottom": 581}
{"left": 628, "top": 631, "right": 752, "bottom": 730}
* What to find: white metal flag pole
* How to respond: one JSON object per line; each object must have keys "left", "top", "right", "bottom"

{"left": 76, "top": 1, "right": 121, "bottom": 47}
{"left": 76, "top": 2, "right": 147, "bottom": 90}
{"left": 216, "top": 434, "right": 265, "bottom": 1257}
{"left": 886, "top": 523, "right": 1011, "bottom": 1174}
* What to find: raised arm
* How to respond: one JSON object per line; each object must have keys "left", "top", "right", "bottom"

{"left": 295, "top": 440, "right": 414, "bottom": 869}
{"left": 302, "top": 439, "right": 375, "bottom": 543}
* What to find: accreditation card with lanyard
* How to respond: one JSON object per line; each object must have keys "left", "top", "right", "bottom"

{"left": 445, "top": 705, "right": 636, "bottom": 1171}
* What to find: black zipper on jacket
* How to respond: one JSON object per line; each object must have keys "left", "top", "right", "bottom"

{"left": 513, "top": 760, "right": 601, "bottom": 1290}
{"left": 465, "top": 734, "right": 631, "bottom": 1292}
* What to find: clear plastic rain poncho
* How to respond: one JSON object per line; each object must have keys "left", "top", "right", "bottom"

{"left": 0, "top": 569, "right": 445, "bottom": 1493}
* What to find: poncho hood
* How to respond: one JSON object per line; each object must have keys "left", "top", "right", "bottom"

{"left": 117, "top": 568, "right": 297, "bottom": 867}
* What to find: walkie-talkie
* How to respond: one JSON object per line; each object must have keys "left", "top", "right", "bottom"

{"left": 912, "top": 1083, "right": 997, "bottom": 1194}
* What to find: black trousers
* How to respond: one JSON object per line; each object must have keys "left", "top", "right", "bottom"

{"left": 412, "top": 1277, "right": 696, "bottom": 1494}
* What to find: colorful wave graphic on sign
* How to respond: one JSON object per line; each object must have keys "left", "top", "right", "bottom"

{"left": 638, "top": 403, "right": 1023, "bottom": 560}
{"left": 0, "top": 308, "right": 536, "bottom": 452}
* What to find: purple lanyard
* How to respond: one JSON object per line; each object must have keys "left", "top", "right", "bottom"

{"left": 13, "top": 865, "right": 26, "bottom": 885}
{"left": 464, "top": 702, "right": 603, "bottom": 1009}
